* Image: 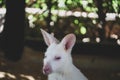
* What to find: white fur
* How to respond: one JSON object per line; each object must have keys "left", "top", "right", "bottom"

{"left": 41, "top": 29, "right": 88, "bottom": 80}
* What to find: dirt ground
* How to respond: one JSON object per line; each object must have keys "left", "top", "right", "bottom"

{"left": 0, "top": 46, "right": 120, "bottom": 80}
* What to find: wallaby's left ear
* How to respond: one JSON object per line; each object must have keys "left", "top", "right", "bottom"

{"left": 61, "top": 34, "right": 76, "bottom": 51}
{"left": 40, "top": 29, "right": 59, "bottom": 46}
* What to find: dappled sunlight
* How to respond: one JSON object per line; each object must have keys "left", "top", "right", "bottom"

{"left": 0, "top": 47, "right": 46, "bottom": 80}
{"left": 0, "top": 71, "right": 5, "bottom": 78}
{"left": 117, "top": 39, "right": 120, "bottom": 45}
{"left": 28, "top": 15, "right": 35, "bottom": 28}
{"left": 6, "top": 73, "right": 16, "bottom": 79}
{"left": 110, "top": 34, "right": 118, "bottom": 39}
{"left": 0, "top": 24, "right": 4, "bottom": 33}
{"left": 0, "top": 8, "right": 119, "bottom": 20}
{"left": 0, "top": 71, "right": 16, "bottom": 79}
{"left": 88, "top": 12, "right": 98, "bottom": 18}
{"left": 66, "top": 11, "right": 72, "bottom": 16}
{"left": 58, "top": 10, "right": 66, "bottom": 17}
{"left": 81, "top": 12, "right": 88, "bottom": 18}
{"left": 25, "top": 8, "right": 120, "bottom": 20}
{"left": 0, "top": 17, "right": 5, "bottom": 33}
{"left": 73, "top": 11, "right": 81, "bottom": 17}
{"left": 0, "top": 71, "right": 36, "bottom": 80}
{"left": 50, "top": 21, "right": 54, "bottom": 26}
{"left": 106, "top": 13, "right": 117, "bottom": 21}
{"left": 82, "top": 38, "right": 90, "bottom": 43}
{"left": 20, "top": 74, "right": 35, "bottom": 80}
{"left": 95, "top": 37, "right": 100, "bottom": 43}
{"left": 26, "top": 8, "right": 44, "bottom": 14}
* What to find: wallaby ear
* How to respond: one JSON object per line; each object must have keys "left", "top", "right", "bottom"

{"left": 40, "top": 29, "right": 59, "bottom": 46}
{"left": 61, "top": 34, "right": 76, "bottom": 51}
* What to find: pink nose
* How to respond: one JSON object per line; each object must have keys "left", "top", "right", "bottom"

{"left": 43, "top": 64, "right": 52, "bottom": 75}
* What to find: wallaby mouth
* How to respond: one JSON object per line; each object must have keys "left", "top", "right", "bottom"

{"left": 43, "top": 65, "right": 52, "bottom": 75}
{"left": 43, "top": 68, "right": 52, "bottom": 75}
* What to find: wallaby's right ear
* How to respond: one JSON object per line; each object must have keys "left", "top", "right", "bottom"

{"left": 40, "top": 29, "right": 58, "bottom": 46}
{"left": 60, "top": 34, "right": 76, "bottom": 51}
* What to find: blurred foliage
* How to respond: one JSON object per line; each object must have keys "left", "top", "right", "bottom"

{"left": 24, "top": 0, "right": 120, "bottom": 43}
{"left": 0, "top": 0, "right": 5, "bottom": 7}
{"left": 0, "top": 0, "right": 119, "bottom": 43}
{"left": 102, "top": 0, "right": 120, "bottom": 13}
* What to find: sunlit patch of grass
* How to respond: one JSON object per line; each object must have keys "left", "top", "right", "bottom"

{"left": 0, "top": 71, "right": 16, "bottom": 79}
{"left": 0, "top": 71, "right": 5, "bottom": 78}
{"left": 0, "top": 71, "right": 36, "bottom": 80}
{"left": 20, "top": 74, "right": 35, "bottom": 80}
{"left": 6, "top": 72, "right": 16, "bottom": 79}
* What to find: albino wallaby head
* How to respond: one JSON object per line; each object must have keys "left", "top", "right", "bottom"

{"left": 41, "top": 29, "right": 76, "bottom": 75}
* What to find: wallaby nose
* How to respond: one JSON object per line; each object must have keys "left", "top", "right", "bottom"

{"left": 43, "top": 64, "right": 52, "bottom": 75}
{"left": 43, "top": 67, "right": 50, "bottom": 73}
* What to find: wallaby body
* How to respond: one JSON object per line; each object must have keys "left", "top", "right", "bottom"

{"left": 41, "top": 29, "right": 88, "bottom": 80}
{"left": 48, "top": 64, "right": 87, "bottom": 80}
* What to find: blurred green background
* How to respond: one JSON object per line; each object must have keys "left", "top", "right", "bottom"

{"left": 0, "top": 0, "right": 120, "bottom": 44}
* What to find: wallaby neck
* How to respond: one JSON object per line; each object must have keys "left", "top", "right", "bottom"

{"left": 48, "top": 64, "right": 88, "bottom": 80}
{"left": 48, "top": 64, "right": 75, "bottom": 80}
{"left": 48, "top": 63, "right": 75, "bottom": 77}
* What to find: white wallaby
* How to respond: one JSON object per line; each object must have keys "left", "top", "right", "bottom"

{"left": 41, "top": 29, "right": 88, "bottom": 80}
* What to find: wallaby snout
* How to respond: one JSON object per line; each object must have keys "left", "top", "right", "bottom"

{"left": 43, "top": 63, "right": 52, "bottom": 75}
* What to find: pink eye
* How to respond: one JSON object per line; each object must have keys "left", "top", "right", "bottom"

{"left": 55, "top": 56, "right": 61, "bottom": 60}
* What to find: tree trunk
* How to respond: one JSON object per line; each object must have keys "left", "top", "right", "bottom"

{"left": 95, "top": 0, "right": 106, "bottom": 42}
{"left": 3, "top": 0, "right": 25, "bottom": 61}
{"left": 46, "top": 0, "right": 52, "bottom": 33}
